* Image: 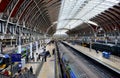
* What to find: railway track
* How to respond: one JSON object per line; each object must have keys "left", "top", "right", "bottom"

{"left": 58, "top": 42, "right": 118, "bottom": 78}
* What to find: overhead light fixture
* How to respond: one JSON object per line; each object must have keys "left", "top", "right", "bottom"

{"left": 99, "top": 28, "right": 103, "bottom": 30}
{"left": 114, "top": 28, "right": 116, "bottom": 30}
{"left": 69, "top": 0, "right": 75, "bottom": 1}
{"left": 88, "top": 21, "right": 98, "bottom": 26}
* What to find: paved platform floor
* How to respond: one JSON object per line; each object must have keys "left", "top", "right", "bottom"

{"left": 63, "top": 41, "right": 120, "bottom": 74}
{"left": 38, "top": 43, "right": 55, "bottom": 78}
{"left": 23, "top": 43, "right": 55, "bottom": 78}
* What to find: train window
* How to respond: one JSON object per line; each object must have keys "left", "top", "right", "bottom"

{"left": 0, "top": 57, "right": 4, "bottom": 65}
{"left": 0, "top": 57, "right": 3, "bottom": 63}
{"left": 0, "top": 22, "right": 1, "bottom": 33}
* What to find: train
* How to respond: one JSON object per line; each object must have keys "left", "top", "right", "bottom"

{"left": 92, "top": 42, "right": 120, "bottom": 56}
{"left": 0, "top": 46, "right": 30, "bottom": 71}
{"left": 70, "top": 40, "right": 120, "bottom": 57}
{"left": 61, "top": 56, "right": 77, "bottom": 78}
{"left": 0, "top": 54, "right": 10, "bottom": 71}
{"left": 0, "top": 42, "right": 40, "bottom": 71}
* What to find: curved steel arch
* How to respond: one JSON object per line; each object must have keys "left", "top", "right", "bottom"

{"left": 101, "top": 12, "right": 116, "bottom": 30}
{"left": 23, "top": 0, "right": 46, "bottom": 22}
{"left": 33, "top": 15, "right": 49, "bottom": 32}
{"left": 95, "top": 15, "right": 112, "bottom": 32}
{"left": 11, "top": 0, "right": 26, "bottom": 18}
{"left": 33, "top": 0, "right": 50, "bottom": 30}
{"left": 90, "top": 18, "right": 107, "bottom": 33}
{"left": 100, "top": 12, "right": 120, "bottom": 36}
{"left": 28, "top": 6, "right": 48, "bottom": 23}
{"left": 98, "top": 14, "right": 114, "bottom": 31}
{"left": 108, "top": 8, "right": 120, "bottom": 29}
{"left": 104, "top": 11, "right": 120, "bottom": 32}
{"left": 112, "top": 6, "right": 120, "bottom": 15}
{"left": 17, "top": 0, "right": 33, "bottom": 23}
{"left": 20, "top": 1, "right": 35, "bottom": 22}
{"left": 4, "top": 0, "right": 20, "bottom": 34}
{"left": 100, "top": 13, "right": 114, "bottom": 30}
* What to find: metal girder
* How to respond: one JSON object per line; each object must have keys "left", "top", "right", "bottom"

{"left": 33, "top": 16, "right": 47, "bottom": 32}
{"left": 98, "top": 14, "right": 114, "bottom": 30}
{"left": 25, "top": 6, "right": 38, "bottom": 23}
{"left": 33, "top": 15, "right": 48, "bottom": 30}
{"left": 34, "top": 14, "right": 46, "bottom": 30}
{"left": 17, "top": 0, "right": 33, "bottom": 24}
{"left": 24, "top": 2, "right": 36, "bottom": 22}
{"left": 2, "top": 0, "right": 18, "bottom": 19}
{"left": 91, "top": 18, "right": 107, "bottom": 32}
{"left": 94, "top": 16, "right": 111, "bottom": 32}
{"left": 4, "top": 0, "right": 20, "bottom": 34}
{"left": 23, "top": 1, "right": 46, "bottom": 22}
{"left": 26, "top": 1, "right": 45, "bottom": 22}
{"left": 108, "top": 8, "right": 120, "bottom": 28}
{"left": 26, "top": 0, "right": 50, "bottom": 32}
{"left": 103, "top": 11, "right": 120, "bottom": 30}
{"left": 101, "top": 12, "right": 116, "bottom": 30}
{"left": 20, "top": 1, "right": 35, "bottom": 22}
{"left": 112, "top": 6, "right": 120, "bottom": 15}
{"left": 35, "top": 18, "right": 47, "bottom": 32}
{"left": 33, "top": 0, "right": 50, "bottom": 29}
{"left": 14, "top": 0, "right": 30, "bottom": 19}
{"left": 28, "top": 9, "right": 50, "bottom": 29}
{"left": 29, "top": 8, "right": 47, "bottom": 26}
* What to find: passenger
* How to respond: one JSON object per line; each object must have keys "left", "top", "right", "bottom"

{"left": 38, "top": 54, "right": 41, "bottom": 61}
{"left": 18, "top": 69, "right": 21, "bottom": 74}
{"left": 30, "top": 66, "right": 33, "bottom": 74}
{"left": 18, "top": 68, "right": 24, "bottom": 78}
{"left": 46, "top": 50, "right": 51, "bottom": 57}
{"left": 13, "top": 72, "right": 19, "bottom": 78}
{"left": 32, "top": 56, "right": 35, "bottom": 62}
{"left": 8, "top": 70, "right": 11, "bottom": 76}
{"left": 44, "top": 54, "right": 47, "bottom": 62}
{"left": 15, "top": 44, "right": 17, "bottom": 47}
{"left": 95, "top": 49, "right": 99, "bottom": 54}
{"left": 24, "top": 67, "right": 28, "bottom": 78}
{"left": 26, "top": 55, "right": 29, "bottom": 63}
{"left": 3, "top": 69, "right": 9, "bottom": 76}
{"left": 41, "top": 48, "right": 46, "bottom": 61}
{"left": 24, "top": 67, "right": 28, "bottom": 72}
{"left": 43, "top": 47, "right": 46, "bottom": 52}
{"left": 42, "top": 51, "right": 48, "bottom": 62}
{"left": 52, "top": 48, "right": 55, "bottom": 55}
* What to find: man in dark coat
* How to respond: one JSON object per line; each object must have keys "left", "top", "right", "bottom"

{"left": 52, "top": 48, "right": 55, "bottom": 55}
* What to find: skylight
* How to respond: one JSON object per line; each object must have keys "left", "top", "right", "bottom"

{"left": 56, "top": 0, "right": 120, "bottom": 34}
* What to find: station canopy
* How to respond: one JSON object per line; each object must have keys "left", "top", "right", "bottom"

{"left": 55, "top": 0, "right": 120, "bottom": 35}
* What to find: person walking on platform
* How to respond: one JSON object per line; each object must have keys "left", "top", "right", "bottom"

{"left": 42, "top": 50, "right": 50, "bottom": 62}
{"left": 44, "top": 54, "right": 47, "bottom": 62}
{"left": 30, "top": 66, "right": 33, "bottom": 74}
{"left": 46, "top": 50, "right": 51, "bottom": 57}
{"left": 52, "top": 48, "right": 55, "bottom": 55}
{"left": 26, "top": 55, "right": 29, "bottom": 63}
{"left": 95, "top": 48, "right": 99, "bottom": 54}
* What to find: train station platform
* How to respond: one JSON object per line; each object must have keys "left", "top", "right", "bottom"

{"left": 63, "top": 41, "right": 120, "bottom": 74}
{"left": 24, "top": 43, "right": 55, "bottom": 78}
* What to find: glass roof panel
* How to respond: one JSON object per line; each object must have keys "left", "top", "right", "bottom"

{"left": 56, "top": 0, "right": 120, "bottom": 34}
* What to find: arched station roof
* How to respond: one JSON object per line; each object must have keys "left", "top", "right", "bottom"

{"left": 0, "top": 0, "right": 120, "bottom": 36}
{"left": 65, "top": 1, "right": 120, "bottom": 36}
{"left": 0, "top": 0, "right": 61, "bottom": 35}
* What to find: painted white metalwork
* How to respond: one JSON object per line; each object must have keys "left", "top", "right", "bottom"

{"left": 57, "top": 0, "right": 120, "bottom": 34}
